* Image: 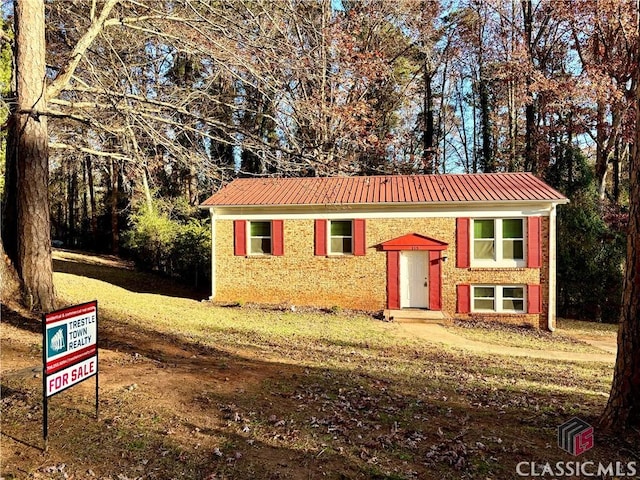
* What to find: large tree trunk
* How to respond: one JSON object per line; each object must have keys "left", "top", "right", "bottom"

{"left": 85, "top": 156, "right": 98, "bottom": 248}
{"left": 595, "top": 100, "right": 609, "bottom": 199}
{"left": 67, "top": 159, "right": 78, "bottom": 246}
{"left": 0, "top": 238, "right": 21, "bottom": 304}
{"left": 9, "top": 0, "right": 56, "bottom": 311}
{"left": 478, "top": 74, "right": 493, "bottom": 172}
{"left": 109, "top": 158, "right": 120, "bottom": 255}
{"left": 187, "top": 163, "right": 198, "bottom": 205}
{"left": 422, "top": 68, "right": 435, "bottom": 175}
{"left": 522, "top": 0, "right": 536, "bottom": 174}
{"left": 600, "top": 58, "right": 640, "bottom": 430}
{"left": 2, "top": 116, "right": 18, "bottom": 261}
{"left": 507, "top": 79, "right": 517, "bottom": 171}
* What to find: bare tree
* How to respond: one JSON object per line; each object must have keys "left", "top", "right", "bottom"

{"left": 2, "top": 0, "right": 118, "bottom": 310}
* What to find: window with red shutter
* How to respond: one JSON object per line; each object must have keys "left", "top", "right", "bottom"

{"left": 315, "top": 219, "right": 365, "bottom": 256}
{"left": 469, "top": 218, "right": 526, "bottom": 267}
{"left": 237, "top": 221, "right": 283, "bottom": 256}
{"left": 469, "top": 285, "right": 526, "bottom": 313}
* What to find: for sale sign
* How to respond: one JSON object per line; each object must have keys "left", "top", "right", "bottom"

{"left": 45, "top": 301, "right": 97, "bottom": 381}
{"left": 43, "top": 301, "right": 99, "bottom": 448}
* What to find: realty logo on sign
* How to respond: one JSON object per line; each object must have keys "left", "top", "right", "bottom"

{"left": 558, "top": 417, "right": 594, "bottom": 456}
{"left": 47, "top": 325, "right": 67, "bottom": 354}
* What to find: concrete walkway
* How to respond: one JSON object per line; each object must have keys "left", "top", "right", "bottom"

{"left": 393, "top": 322, "right": 616, "bottom": 363}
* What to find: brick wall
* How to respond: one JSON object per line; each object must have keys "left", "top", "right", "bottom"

{"left": 213, "top": 215, "right": 551, "bottom": 328}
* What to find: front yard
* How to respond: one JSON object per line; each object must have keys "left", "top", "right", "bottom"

{"left": 0, "top": 251, "right": 633, "bottom": 479}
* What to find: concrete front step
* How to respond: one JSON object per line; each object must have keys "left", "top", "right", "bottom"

{"left": 383, "top": 309, "right": 450, "bottom": 324}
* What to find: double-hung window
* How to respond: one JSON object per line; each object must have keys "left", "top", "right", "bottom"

{"left": 472, "top": 285, "right": 525, "bottom": 313}
{"left": 472, "top": 218, "right": 525, "bottom": 266}
{"left": 315, "top": 219, "right": 365, "bottom": 256}
{"left": 248, "top": 221, "right": 272, "bottom": 255}
{"left": 502, "top": 286, "right": 525, "bottom": 312}
{"left": 234, "top": 220, "right": 283, "bottom": 256}
{"left": 502, "top": 219, "right": 524, "bottom": 261}
{"left": 473, "top": 220, "right": 495, "bottom": 260}
{"left": 329, "top": 220, "right": 353, "bottom": 255}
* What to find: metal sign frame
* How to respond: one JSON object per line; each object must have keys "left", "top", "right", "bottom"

{"left": 42, "top": 300, "right": 99, "bottom": 449}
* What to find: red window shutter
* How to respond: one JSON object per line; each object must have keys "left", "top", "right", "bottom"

{"left": 528, "top": 284, "right": 542, "bottom": 314}
{"left": 353, "top": 219, "right": 366, "bottom": 256}
{"left": 456, "top": 218, "right": 470, "bottom": 268}
{"left": 457, "top": 284, "right": 470, "bottom": 313}
{"left": 314, "top": 219, "right": 327, "bottom": 256}
{"left": 272, "top": 220, "right": 284, "bottom": 256}
{"left": 233, "top": 220, "right": 246, "bottom": 256}
{"left": 387, "top": 251, "right": 400, "bottom": 309}
{"left": 428, "top": 251, "right": 442, "bottom": 311}
{"left": 527, "top": 216, "right": 542, "bottom": 268}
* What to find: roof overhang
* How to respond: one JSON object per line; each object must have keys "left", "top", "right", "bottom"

{"left": 200, "top": 199, "right": 568, "bottom": 219}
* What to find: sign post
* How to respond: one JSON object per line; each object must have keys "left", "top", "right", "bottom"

{"left": 43, "top": 300, "right": 99, "bottom": 450}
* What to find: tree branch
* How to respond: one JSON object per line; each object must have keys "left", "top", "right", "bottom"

{"left": 46, "top": 0, "right": 120, "bottom": 100}
{"left": 49, "top": 142, "right": 134, "bottom": 162}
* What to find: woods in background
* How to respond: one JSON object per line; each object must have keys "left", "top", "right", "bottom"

{"left": 0, "top": 0, "right": 637, "bottom": 317}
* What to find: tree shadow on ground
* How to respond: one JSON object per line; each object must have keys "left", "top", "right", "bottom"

{"left": 53, "top": 257, "right": 209, "bottom": 300}
{"left": 3, "top": 305, "right": 638, "bottom": 479}
{"left": 1, "top": 304, "right": 373, "bottom": 478}
{"left": 1, "top": 303, "right": 41, "bottom": 334}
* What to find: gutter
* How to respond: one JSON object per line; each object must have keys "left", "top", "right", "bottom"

{"left": 198, "top": 198, "right": 570, "bottom": 210}
{"left": 548, "top": 204, "right": 558, "bottom": 332}
{"left": 209, "top": 208, "right": 217, "bottom": 300}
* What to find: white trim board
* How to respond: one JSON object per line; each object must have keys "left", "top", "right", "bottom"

{"left": 207, "top": 203, "right": 560, "bottom": 221}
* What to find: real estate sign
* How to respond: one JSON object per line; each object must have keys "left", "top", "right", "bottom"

{"left": 43, "top": 301, "right": 99, "bottom": 446}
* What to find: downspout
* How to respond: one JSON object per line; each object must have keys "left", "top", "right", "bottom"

{"left": 209, "top": 208, "right": 217, "bottom": 300}
{"left": 548, "top": 204, "right": 557, "bottom": 332}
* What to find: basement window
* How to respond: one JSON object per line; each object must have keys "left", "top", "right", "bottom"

{"left": 472, "top": 285, "right": 525, "bottom": 313}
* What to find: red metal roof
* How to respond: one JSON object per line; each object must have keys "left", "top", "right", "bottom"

{"left": 201, "top": 173, "right": 567, "bottom": 207}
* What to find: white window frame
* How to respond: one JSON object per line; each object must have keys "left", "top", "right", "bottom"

{"left": 328, "top": 220, "right": 353, "bottom": 255}
{"left": 471, "top": 218, "right": 526, "bottom": 267}
{"left": 247, "top": 220, "right": 272, "bottom": 256}
{"left": 472, "top": 285, "right": 526, "bottom": 313}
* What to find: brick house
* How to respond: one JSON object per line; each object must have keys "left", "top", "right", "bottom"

{"left": 200, "top": 173, "right": 568, "bottom": 330}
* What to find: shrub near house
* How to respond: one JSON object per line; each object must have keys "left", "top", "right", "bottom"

{"left": 200, "top": 173, "right": 568, "bottom": 330}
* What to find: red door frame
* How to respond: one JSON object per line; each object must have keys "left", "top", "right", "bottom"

{"left": 380, "top": 234, "right": 448, "bottom": 311}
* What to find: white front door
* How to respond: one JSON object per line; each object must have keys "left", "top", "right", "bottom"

{"left": 400, "top": 251, "right": 429, "bottom": 308}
